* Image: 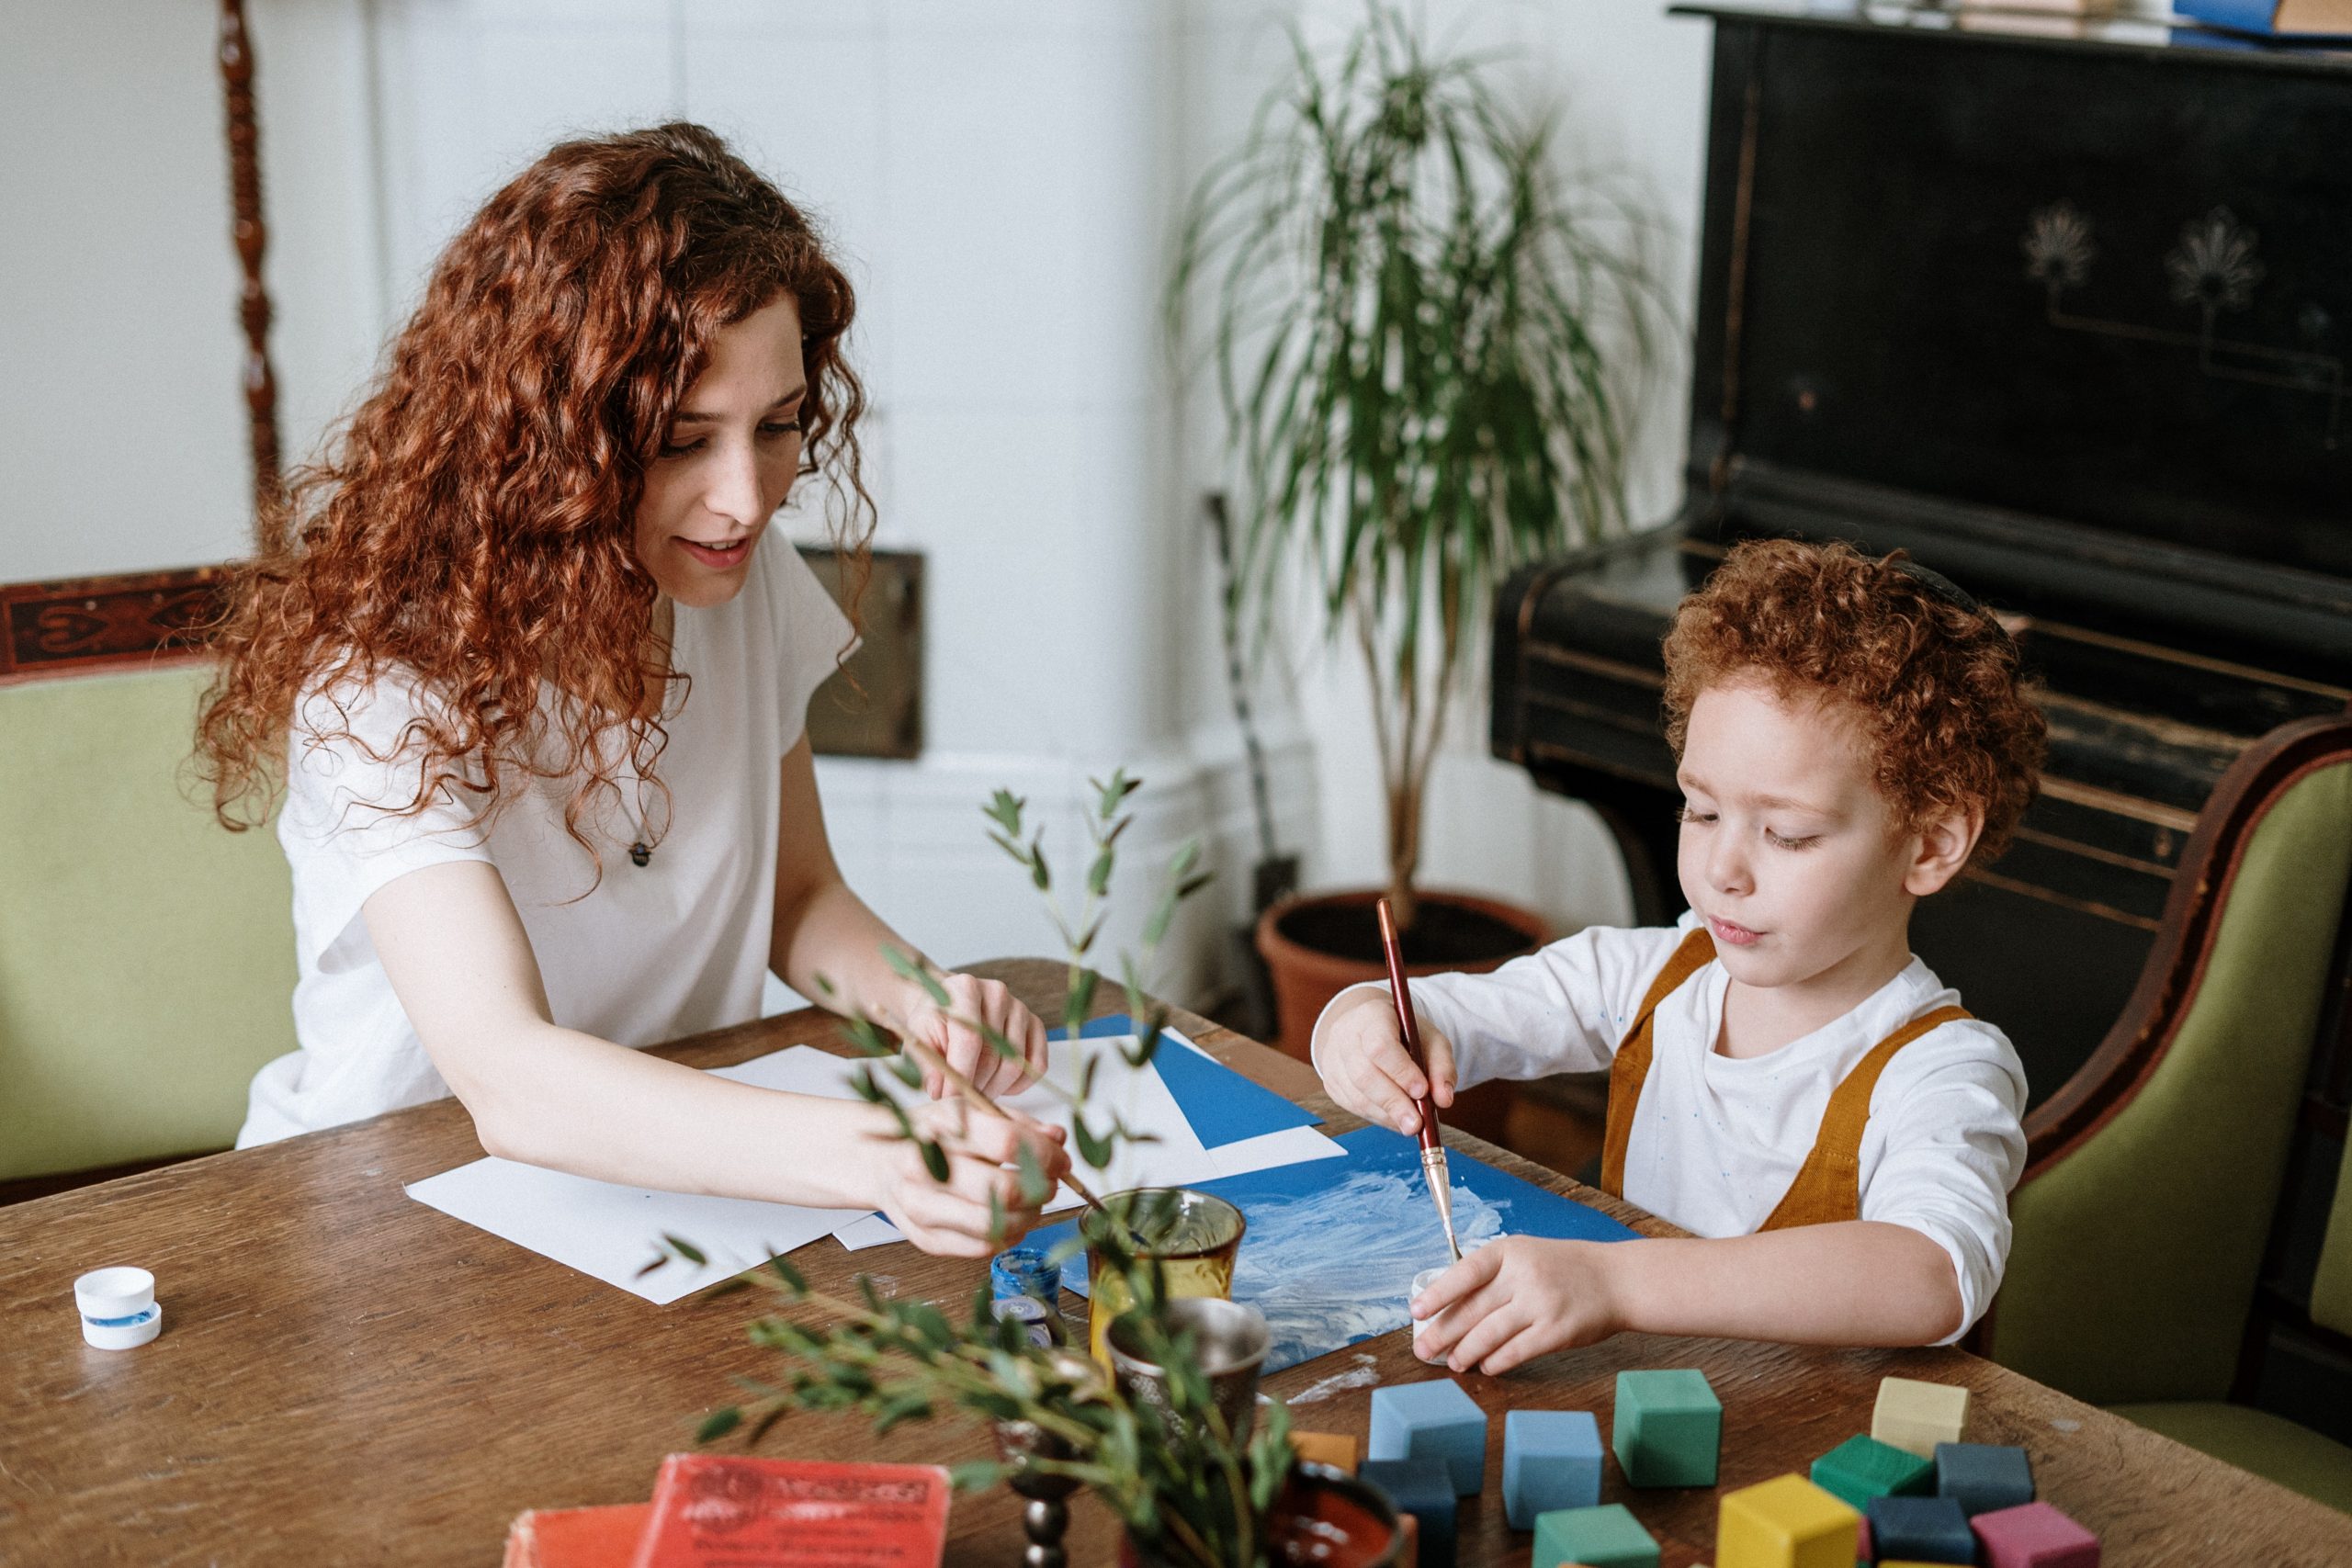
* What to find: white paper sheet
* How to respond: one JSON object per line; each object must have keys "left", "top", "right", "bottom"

{"left": 404, "top": 1044, "right": 876, "bottom": 1304}
{"left": 829, "top": 1037, "right": 1346, "bottom": 1252}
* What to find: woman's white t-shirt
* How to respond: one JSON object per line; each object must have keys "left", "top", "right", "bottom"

{"left": 237, "top": 538, "right": 854, "bottom": 1146}
{"left": 1312, "top": 912, "right": 2028, "bottom": 1342}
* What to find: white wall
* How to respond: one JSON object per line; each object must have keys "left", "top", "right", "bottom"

{"left": 1, "top": 0, "right": 1713, "bottom": 1009}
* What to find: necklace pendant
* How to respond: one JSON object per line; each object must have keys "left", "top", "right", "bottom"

{"left": 629, "top": 841, "right": 651, "bottom": 868}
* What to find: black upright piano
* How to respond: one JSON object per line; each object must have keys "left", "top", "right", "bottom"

{"left": 1494, "top": 5, "right": 2352, "bottom": 1111}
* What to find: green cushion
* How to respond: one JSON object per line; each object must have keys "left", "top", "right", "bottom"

{"left": 0, "top": 666, "right": 295, "bottom": 1179}
{"left": 2312, "top": 1125, "right": 2352, "bottom": 1339}
{"left": 2109, "top": 1401, "right": 2352, "bottom": 1516}
{"left": 1991, "top": 760, "right": 2352, "bottom": 1404}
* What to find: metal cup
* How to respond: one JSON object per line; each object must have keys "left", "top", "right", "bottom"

{"left": 1105, "top": 1296, "right": 1271, "bottom": 1446}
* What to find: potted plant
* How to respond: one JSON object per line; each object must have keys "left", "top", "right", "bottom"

{"left": 1168, "top": 6, "right": 1668, "bottom": 1066}
{"left": 673, "top": 775, "right": 1404, "bottom": 1568}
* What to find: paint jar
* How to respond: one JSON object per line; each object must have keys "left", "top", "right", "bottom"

{"left": 992, "top": 1294, "right": 1058, "bottom": 1349}
{"left": 75, "top": 1266, "right": 161, "bottom": 1350}
{"left": 1408, "top": 1268, "right": 1449, "bottom": 1365}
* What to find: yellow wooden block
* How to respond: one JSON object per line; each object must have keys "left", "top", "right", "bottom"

{"left": 1871, "top": 1376, "right": 1971, "bottom": 1459}
{"left": 1292, "top": 1430, "right": 1362, "bottom": 1475}
{"left": 1716, "top": 1472, "right": 1860, "bottom": 1568}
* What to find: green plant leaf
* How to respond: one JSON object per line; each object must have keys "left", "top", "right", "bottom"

{"left": 887, "top": 1054, "right": 924, "bottom": 1089}
{"left": 1070, "top": 1113, "right": 1114, "bottom": 1171}
{"left": 949, "top": 1460, "right": 1009, "bottom": 1492}
{"left": 696, "top": 1405, "right": 742, "bottom": 1442}
{"left": 662, "top": 1234, "right": 708, "bottom": 1268}
{"left": 1066, "top": 967, "right": 1099, "bottom": 1025}
{"left": 918, "top": 1138, "right": 951, "bottom": 1183}
{"left": 1016, "top": 1139, "right": 1052, "bottom": 1205}
{"left": 768, "top": 1258, "right": 806, "bottom": 1294}
{"left": 883, "top": 945, "right": 952, "bottom": 1009}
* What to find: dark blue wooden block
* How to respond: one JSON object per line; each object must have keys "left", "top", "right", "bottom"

{"left": 1935, "top": 1441, "right": 2036, "bottom": 1517}
{"left": 1868, "top": 1495, "right": 1977, "bottom": 1563}
{"left": 1361, "top": 1457, "right": 1459, "bottom": 1568}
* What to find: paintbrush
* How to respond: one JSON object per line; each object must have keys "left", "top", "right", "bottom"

{"left": 1377, "top": 897, "right": 1462, "bottom": 1265}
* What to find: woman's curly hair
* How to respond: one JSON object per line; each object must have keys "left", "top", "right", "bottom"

{"left": 1661, "top": 537, "right": 2046, "bottom": 866}
{"left": 195, "top": 122, "right": 869, "bottom": 855}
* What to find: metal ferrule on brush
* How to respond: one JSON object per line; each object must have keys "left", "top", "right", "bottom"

{"left": 1420, "top": 1145, "right": 1463, "bottom": 1263}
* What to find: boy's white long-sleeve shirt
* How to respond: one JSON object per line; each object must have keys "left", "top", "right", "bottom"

{"left": 1312, "top": 913, "right": 2028, "bottom": 1342}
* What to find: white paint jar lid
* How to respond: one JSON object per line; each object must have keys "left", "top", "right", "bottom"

{"left": 75, "top": 1266, "right": 162, "bottom": 1350}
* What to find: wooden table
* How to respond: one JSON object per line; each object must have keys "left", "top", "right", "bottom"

{"left": 6, "top": 960, "right": 2347, "bottom": 1565}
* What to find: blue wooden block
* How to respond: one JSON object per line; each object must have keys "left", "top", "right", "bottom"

{"left": 1503, "top": 1410, "right": 1604, "bottom": 1529}
{"left": 1368, "top": 1378, "right": 1489, "bottom": 1495}
{"left": 1868, "top": 1495, "right": 1977, "bottom": 1564}
{"left": 1361, "top": 1458, "right": 1458, "bottom": 1568}
{"left": 1934, "top": 1441, "right": 2036, "bottom": 1517}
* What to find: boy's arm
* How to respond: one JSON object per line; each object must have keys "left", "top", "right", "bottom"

{"left": 1311, "top": 923, "right": 1687, "bottom": 1092}
{"left": 1411, "top": 1223, "right": 1963, "bottom": 1373}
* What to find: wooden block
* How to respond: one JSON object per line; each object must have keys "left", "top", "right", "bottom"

{"left": 1361, "top": 1458, "right": 1458, "bottom": 1568}
{"left": 1871, "top": 1376, "right": 1970, "bottom": 1459}
{"left": 1503, "top": 1410, "right": 1604, "bottom": 1529}
{"left": 1971, "top": 1500, "right": 2101, "bottom": 1568}
{"left": 1531, "top": 1503, "right": 1659, "bottom": 1568}
{"left": 1369, "top": 1379, "right": 1489, "bottom": 1495}
{"left": 503, "top": 1503, "right": 650, "bottom": 1568}
{"left": 1612, "top": 1369, "right": 1722, "bottom": 1487}
{"left": 1715, "top": 1472, "right": 1860, "bottom": 1568}
{"left": 1933, "top": 1441, "right": 2035, "bottom": 1517}
{"left": 1292, "top": 1430, "right": 1361, "bottom": 1475}
{"left": 1867, "top": 1495, "right": 1976, "bottom": 1563}
{"left": 1809, "top": 1433, "right": 1933, "bottom": 1510}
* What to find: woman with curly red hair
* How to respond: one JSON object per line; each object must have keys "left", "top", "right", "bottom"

{"left": 1313, "top": 538, "right": 2047, "bottom": 1365}
{"left": 196, "top": 123, "right": 1066, "bottom": 1257}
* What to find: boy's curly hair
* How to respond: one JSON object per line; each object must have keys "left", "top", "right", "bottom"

{"left": 1661, "top": 537, "right": 2046, "bottom": 866}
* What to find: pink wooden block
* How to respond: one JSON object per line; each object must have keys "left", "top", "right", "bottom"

{"left": 1972, "top": 1500, "right": 2099, "bottom": 1568}
{"left": 1858, "top": 1516, "right": 1871, "bottom": 1562}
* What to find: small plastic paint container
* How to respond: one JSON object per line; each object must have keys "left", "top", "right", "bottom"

{"left": 75, "top": 1266, "right": 161, "bottom": 1350}
{"left": 1408, "top": 1268, "right": 1448, "bottom": 1364}
{"left": 990, "top": 1242, "right": 1061, "bottom": 1304}
{"left": 991, "top": 1294, "right": 1056, "bottom": 1349}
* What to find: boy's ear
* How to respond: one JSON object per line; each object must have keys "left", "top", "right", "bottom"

{"left": 1905, "top": 806, "right": 1983, "bottom": 897}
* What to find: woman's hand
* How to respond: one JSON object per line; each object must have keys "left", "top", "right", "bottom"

{"left": 899, "top": 971, "right": 1051, "bottom": 1100}
{"left": 873, "top": 1098, "right": 1070, "bottom": 1257}
{"left": 1407, "top": 1236, "right": 1628, "bottom": 1374}
{"left": 1312, "top": 987, "right": 1457, "bottom": 1136}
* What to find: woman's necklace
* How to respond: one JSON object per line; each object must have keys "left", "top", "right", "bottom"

{"left": 625, "top": 598, "right": 674, "bottom": 868}
{"left": 626, "top": 783, "right": 653, "bottom": 868}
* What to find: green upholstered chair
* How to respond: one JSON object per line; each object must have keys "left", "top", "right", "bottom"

{"left": 0, "top": 663, "right": 296, "bottom": 1183}
{"left": 1987, "top": 712, "right": 2352, "bottom": 1513}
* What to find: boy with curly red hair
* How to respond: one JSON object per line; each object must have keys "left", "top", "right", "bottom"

{"left": 1314, "top": 537, "right": 2047, "bottom": 1368}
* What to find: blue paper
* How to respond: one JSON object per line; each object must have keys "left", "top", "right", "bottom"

{"left": 1049, "top": 1013, "right": 1321, "bottom": 1149}
{"left": 1035, "top": 1125, "right": 1636, "bottom": 1373}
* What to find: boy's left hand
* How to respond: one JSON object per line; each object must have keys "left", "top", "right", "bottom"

{"left": 1408, "top": 1235, "right": 1628, "bottom": 1374}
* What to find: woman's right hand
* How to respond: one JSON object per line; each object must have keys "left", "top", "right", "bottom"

{"left": 873, "top": 1099, "right": 1071, "bottom": 1258}
{"left": 1311, "top": 987, "right": 1458, "bottom": 1138}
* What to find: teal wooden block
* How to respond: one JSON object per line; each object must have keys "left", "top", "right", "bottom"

{"left": 1531, "top": 1503, "right": 1659, "bottom": 1568}
{"left": 1810, "top": 1432, "right": 1935, "bottom": 1510}
{"left": 1504, "top": 1410, "right": 1603, "bottom": 1529}
{"left": 1368, "top": 1378, "right": 1488, "bottom": 1495}
{"left": 1611, "top": 1369, "right": 1721, "bottom": 1488}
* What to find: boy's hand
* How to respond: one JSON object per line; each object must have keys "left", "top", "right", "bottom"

{"left": 1408, "top": 1236, "right": 1627, "bottom": 1373}
{"left": 1314, "top": 987, "right": 1458, "bottom": 1137}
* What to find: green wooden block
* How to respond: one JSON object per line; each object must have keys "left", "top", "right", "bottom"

{"left": 1809, "top": 1433, "right": 1934, "bottom": 1510}
{"left": 1611, "top": 1369, "right": 1721, "bottom": 1488}
{"left": 1531, "top": 1503, "right": 1659, "bottom": 1568}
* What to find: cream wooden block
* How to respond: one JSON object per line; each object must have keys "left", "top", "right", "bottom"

{"left": 1871, "top": 1377, "right": 1970, "bottom": 1460}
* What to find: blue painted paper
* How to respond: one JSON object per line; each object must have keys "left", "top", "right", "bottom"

{"left": 1036, "top": 1124, "right": 1638, "bottom": 1373}
{"left": 1049, "top": 1014, "right": 1321, "bottom": 1148}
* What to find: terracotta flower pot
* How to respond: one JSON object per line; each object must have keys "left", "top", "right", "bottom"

{"left": 1255, "top": 889, "right": 1549, "bottom": 1059}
